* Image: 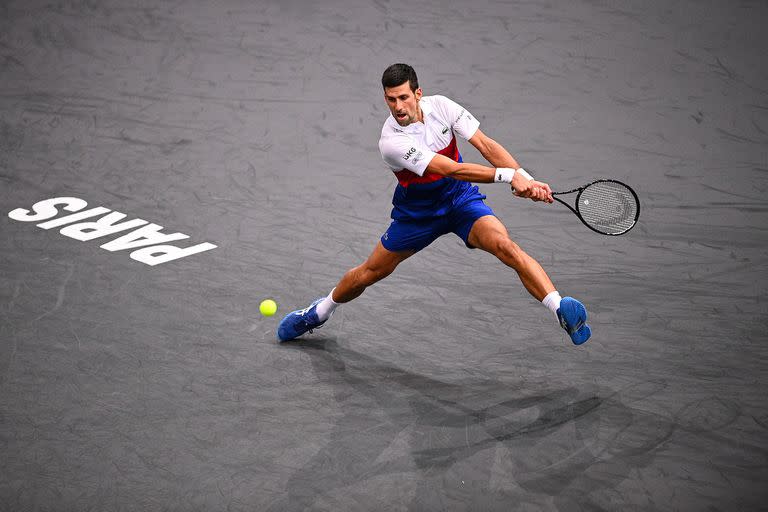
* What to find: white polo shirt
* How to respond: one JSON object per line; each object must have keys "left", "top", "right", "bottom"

{"left": 379, "top": 95, "right": 480, "bottom": 187}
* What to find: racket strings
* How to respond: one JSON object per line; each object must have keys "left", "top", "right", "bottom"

{"left": 578, "top": 181, "right": 638, "bottom": 235}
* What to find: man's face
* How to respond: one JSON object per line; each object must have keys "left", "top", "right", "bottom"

{"left": 384, "top": 81, "right": 422, "bottom": 126}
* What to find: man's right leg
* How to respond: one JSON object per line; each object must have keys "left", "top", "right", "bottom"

{"left": 277, "top": 213, "right": 447, "bottom": 342}
{"left": 277, "top": 241, "right": 414, "bottom": 342}
{"left": 332, "top": 241, "right": 414, "bottom": 303}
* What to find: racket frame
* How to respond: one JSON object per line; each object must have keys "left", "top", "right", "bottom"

{"left": 552, "top": 179, "right": 640, "bottom": 236}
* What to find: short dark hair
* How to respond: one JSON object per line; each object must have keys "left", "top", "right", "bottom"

{"left": 382, "top": 63, "right": 419, "bottom": 92}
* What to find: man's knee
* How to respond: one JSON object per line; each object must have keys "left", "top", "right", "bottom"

{"left": 492, "top": 237, "right": 526, "bottom": 267}
{"left": 360, "top": 262, "right": 394, "bottom": 286}
{"left": 345, "top": 262, "right": 388, "bottom": 288}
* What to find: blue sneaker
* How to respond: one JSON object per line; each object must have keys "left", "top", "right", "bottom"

{"left": 277, "top": 298, "right": 328, "bottom": 342}
{"left": 556, "top": 297, "right": 591, "bottom": 345}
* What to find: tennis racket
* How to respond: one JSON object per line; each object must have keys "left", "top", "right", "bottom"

{"left": 552, "top": 179, "right": 639, "bottom": 235}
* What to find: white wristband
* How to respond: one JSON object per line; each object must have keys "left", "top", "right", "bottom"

{"left": 494, "top": 168, "right": 516, "bottom": 183}
{"left": 516, "top": 167, "right": 533, "bottom": 181}
{"left": 495, "top": 167, "right": 533, "bottom": 183}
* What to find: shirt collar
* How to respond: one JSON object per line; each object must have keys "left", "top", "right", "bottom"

{"left": 419, "top": 97, "right": 433, "bottom": 118}
{"left": 397, "top": 97, "right": 433, "bottom": 133}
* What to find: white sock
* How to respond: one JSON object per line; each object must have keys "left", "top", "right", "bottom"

{"left": 315, "top": 288, "right": 339, "bottom": 322}
{"left": 542, "top": 290, "right": 562, "bottom": 316}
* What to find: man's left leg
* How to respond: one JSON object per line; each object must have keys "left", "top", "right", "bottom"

{"left": 465, "top": 215, "right": 591, "bottom": 344}
{"left": 466, "top": 215, "right": 554, "bottom": 301}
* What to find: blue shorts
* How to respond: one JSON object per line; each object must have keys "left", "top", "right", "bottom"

{"left": 380, "top": 188, "right": 495, "bottom": 253}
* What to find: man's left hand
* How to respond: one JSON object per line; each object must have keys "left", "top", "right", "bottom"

{"left": 512, "top": 179, "right": 554, "bottom": 203}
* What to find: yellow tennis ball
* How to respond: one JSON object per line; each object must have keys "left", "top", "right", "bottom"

{"left": 259, "top": 299, "right": 278, "bottom": 317}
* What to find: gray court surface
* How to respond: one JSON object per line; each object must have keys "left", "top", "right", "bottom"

{"left": 1, "top": 1, "right": 767, "bottom": 510}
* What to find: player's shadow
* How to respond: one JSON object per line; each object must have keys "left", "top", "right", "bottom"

{"left": 281, "top": 338, "right": 601, "bottom": 465}
{"left": 270, "top": 337, "right": 673, "bottom": 511}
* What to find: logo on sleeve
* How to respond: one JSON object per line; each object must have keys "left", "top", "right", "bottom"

{"left": 441, "top": 126, "right": 449, "bottom": 134}
{"left": 402, "top": 147, "right": 417, "bottom": 160}
{"left": 456, "top": 109, "right": 474, "bottom": 124}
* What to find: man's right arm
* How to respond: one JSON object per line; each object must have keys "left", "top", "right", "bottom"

{"left": 425, "top": 154, "right": 496, "bottom": 183}
{"left": 466, "top": 128, "right": 553, "bottom": 202}
{"left": 425, "top": 154, "right": 553, "bottom": 203}
{"left": 381, "top": 130, "right": 552, "bottom": 203}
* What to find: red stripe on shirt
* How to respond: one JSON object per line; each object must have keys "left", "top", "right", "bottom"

{"left": 394, "top": 136, "right": 459, "bottom": 187}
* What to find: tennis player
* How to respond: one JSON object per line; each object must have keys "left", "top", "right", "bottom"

{"left": 278, "top": 63, "right": 591, "bottom": 345}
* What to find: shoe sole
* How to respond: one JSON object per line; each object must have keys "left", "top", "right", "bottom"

{"left": 559, "top": 297, "right": 591, "bottom": 345}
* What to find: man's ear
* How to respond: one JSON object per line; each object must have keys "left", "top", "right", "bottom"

{"left": 415, "top": 87, "right": 423, "bottom": 100}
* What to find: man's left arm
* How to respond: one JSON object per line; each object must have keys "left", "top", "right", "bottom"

{"left": 468, "top": 129, "right": 553, "bottom": 202}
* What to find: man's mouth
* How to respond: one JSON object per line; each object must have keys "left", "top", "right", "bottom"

{"left": 396, "top": 112, "right": 407, "bottom": 119}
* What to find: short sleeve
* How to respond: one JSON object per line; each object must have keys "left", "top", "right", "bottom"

{"left": 434, "top": 95, "right": 480, "bottom": 140}
{"left": 379, "top": 133, "right": 437, "bottom": 177}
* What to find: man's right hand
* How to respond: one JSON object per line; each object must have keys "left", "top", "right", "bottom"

{"left": 512, "top": 175, "right": 554, "bottom": 203}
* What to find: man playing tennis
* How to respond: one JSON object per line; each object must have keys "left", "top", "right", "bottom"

{"left": 278, "top": 63, "right": 591, "bottom": 345}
